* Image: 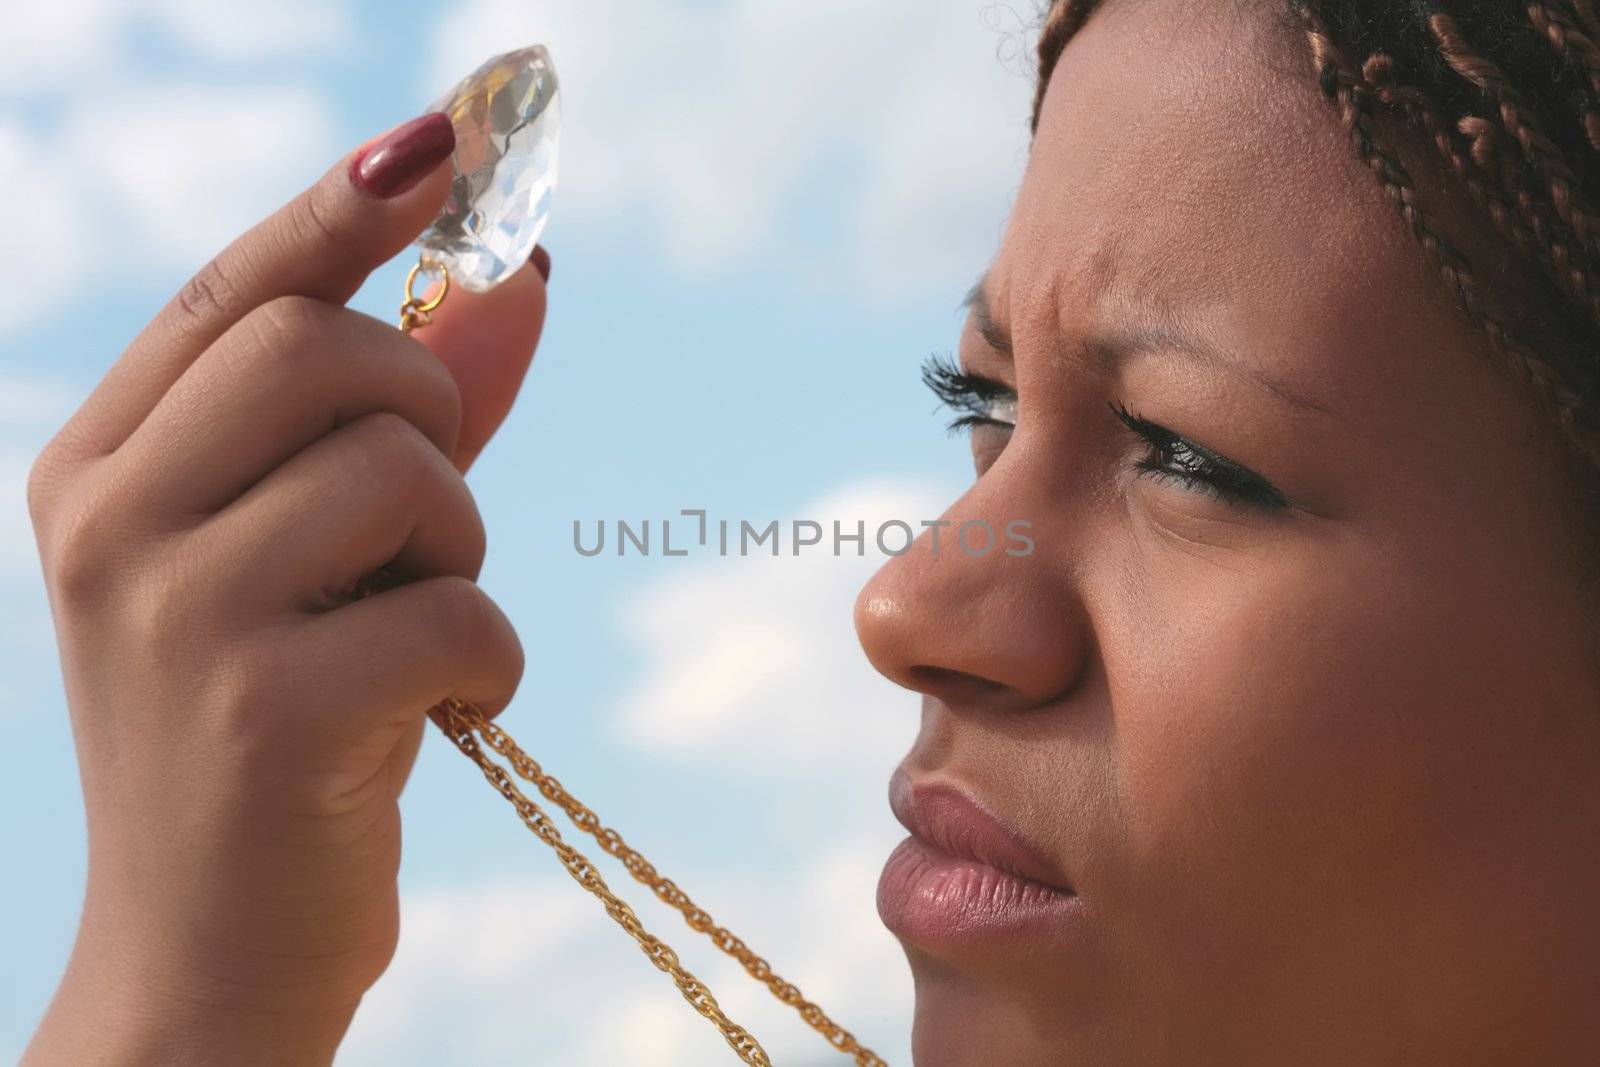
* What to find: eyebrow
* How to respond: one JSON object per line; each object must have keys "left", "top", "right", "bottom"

{"left": 962, "top": 279, "right": 1337, "bottom": 419}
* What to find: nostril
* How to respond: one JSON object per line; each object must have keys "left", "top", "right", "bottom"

{"left": 905, "top": 665, "right": 1009, "bottom": 705}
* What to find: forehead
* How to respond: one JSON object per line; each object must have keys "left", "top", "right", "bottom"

{"left": 991, "top": 0, "right": 1489, "bottom": 414}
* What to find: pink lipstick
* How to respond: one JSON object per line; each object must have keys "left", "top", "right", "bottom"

{"left": 878, "top": 769, "right": 1080, "bottom": 947}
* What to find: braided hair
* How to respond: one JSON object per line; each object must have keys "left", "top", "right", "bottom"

{"left": 1033, "top": 0, "right": 1600, "bottom": 586}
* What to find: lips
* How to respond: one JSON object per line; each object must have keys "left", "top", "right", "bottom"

{"left": 888, "top": 770, "right": 1074, "bottom": 894}
{"left": 878, "top": 768, "right": 1080, "bottom": 947}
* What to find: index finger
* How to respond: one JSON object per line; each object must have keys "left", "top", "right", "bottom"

{"left": 55, "top": 111, "right": 458, "bottom": 465}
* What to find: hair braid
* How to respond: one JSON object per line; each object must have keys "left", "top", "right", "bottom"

{"left": 1455, "top": 111, "right": 1572, "bottom": 273}
{"left": 1424, "top": 8, "right": 1600, "bottom": 256}
{"left": 1298, "top": 6, "right": 1600, "bottom": 472}
{"left": 1029, "top": 0, "right": 1600, "bottom": 492}
{"left": 1364, "top": 52, "right": 1600, "bottom": 326}
{"left": 1300, "top": 20, "right": 1497, "bottom": 342}
{"left": 1570, "top": 0, "right": 1600, "bottom": 37}
{"left": 1364, "top": 55, "right": 1586, "bottom": 307}
{"left": 1529, "top": 2, "right": 1600, "bottom": 149}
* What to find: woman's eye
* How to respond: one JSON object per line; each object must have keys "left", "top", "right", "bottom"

{"left": 920, "top": 356, "right": 1287, "bottom": 512}
{"left": 922, "top": 353, "right": 1016, "bottom": 434}
{"left": 1109, "top": 400, "right": 1289, "bottom": 512}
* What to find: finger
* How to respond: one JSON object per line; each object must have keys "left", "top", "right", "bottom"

{"left": 109, "top": 297, "right": 461, "bottom": 515}
{"left": 291, "top": 575, "right": 524, "bottom": 737}
{"left": 59, "top": 112, "right": 457, "bottom": 464}
{"left": 200, "top": 412, "right": 485, "bottom": 613}
{"left": 413, "top": 249, "right": 550, "bottom": 473}
{"left": 386, "top": 719, "right": 428, "bottom": 800}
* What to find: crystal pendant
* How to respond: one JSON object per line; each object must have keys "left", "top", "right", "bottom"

{"left": 414, "top": 45, "right": 560, "bottom": 293}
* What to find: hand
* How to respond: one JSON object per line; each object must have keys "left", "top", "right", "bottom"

{"left": 22, "top": 112, "right": 549, "bottom": 1065}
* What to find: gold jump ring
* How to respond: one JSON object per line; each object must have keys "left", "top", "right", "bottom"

{"left": 398, "top": 259, "right": 450, "bottom": 332}
{"left": 405, "top": 259, "right": 450, "bottom": 311}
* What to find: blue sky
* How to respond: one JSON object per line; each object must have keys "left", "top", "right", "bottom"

{"left": 0, "top": 1, "right": 1037, "bottom": 1062}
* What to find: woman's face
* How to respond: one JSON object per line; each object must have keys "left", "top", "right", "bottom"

{"left": 855, "top": 2, "right": 1600, "bottom": 1062}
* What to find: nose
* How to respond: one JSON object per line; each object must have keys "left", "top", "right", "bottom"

{"left": 853, "top": 475, "right": 1089, "bottom": 713}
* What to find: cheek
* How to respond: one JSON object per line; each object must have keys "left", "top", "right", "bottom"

{"left": 1095, "top": 529, "right": 1570, "bottom": 998}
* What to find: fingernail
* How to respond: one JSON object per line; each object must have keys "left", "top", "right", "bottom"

{"left": 531, "top": 245, "right": 551, "bottom": 283}
{"left": 350, "top": 112, "right": 455, "bottom": 199}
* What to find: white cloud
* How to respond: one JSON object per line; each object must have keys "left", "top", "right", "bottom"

{"left": 0, "top": 0, "right": 350, "bottom": 93}
{"left": 856, "top": 12, "right": 1036, "bottom": 295}
{"left": 59, "top": 85, "right": 337, "bottom": 264}
{"left": 3, "top": 1, "right": 342, "bottom": 331}
{"left": 0, "top": 0, "right": 123, "bottom": 94}
{"left": 342, "top": 837, "right": 912, "bottom": 1067}
{"left": 8, "top": 0, "right": 1035, "bottom": 326}
{"left": 5, "top": 85, "right": 335, "bottom": 331}
{"left": 0, "top": 379, "right": 79, "bottom": 427}
{"left": 612, "top": 481, "right": 948, "bottom": 778}
{"left": 0, "top": 435, "right": 54, "bottom": 716}
{"left": 0, "top": 449, "right": 41, "bottom": 580}
{"left": 145, "top": 0, "right": 352, "bottom": 60}
{"left": 426, "top": 0, "right": 1036, "bottom": 292}
{"left": 0, "top": 376, "right": 77, "bottom": 578}
{"left": 0, "top": 122, "right": 96, "bottom": 324}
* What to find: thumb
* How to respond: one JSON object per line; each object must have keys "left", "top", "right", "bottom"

{"left": 413, "top": 249, "right": 550, "bottom": 473}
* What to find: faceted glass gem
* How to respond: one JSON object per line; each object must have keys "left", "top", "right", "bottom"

{"left": 413, "top": 44, "right": 560, "bottom": 293}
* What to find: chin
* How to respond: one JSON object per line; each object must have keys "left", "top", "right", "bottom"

{"left": 903, "top": 948, "right": 1089, "bottom": 1067}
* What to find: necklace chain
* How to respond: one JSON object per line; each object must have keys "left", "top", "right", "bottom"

{"left": 432, "top": 698, "right": 888, "bottom": 1066}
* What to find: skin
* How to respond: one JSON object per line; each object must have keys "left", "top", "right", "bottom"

{"left": 854, "top": 1, "right": 1600, "bottom": 1064}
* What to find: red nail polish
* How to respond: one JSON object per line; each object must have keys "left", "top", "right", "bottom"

{"left": 350, "top": 112, "right": 456, "bottom": 199}
{"left": 531, "top": 245, "right": 551, "bottom": 283}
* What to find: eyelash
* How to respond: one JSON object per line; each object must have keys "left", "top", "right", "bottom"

{"left": 921, "top": 353, "right": 1289, "bottom": 512}
{"left": 922, "top": 353, "right": 1015, "bottom": 433}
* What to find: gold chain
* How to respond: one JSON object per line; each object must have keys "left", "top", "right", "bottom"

{"left": 391, "top": 263, "right": 890, "bottom": 1066}
{"left": 431, "top": 698, "right": 773, "bottom": 1064}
